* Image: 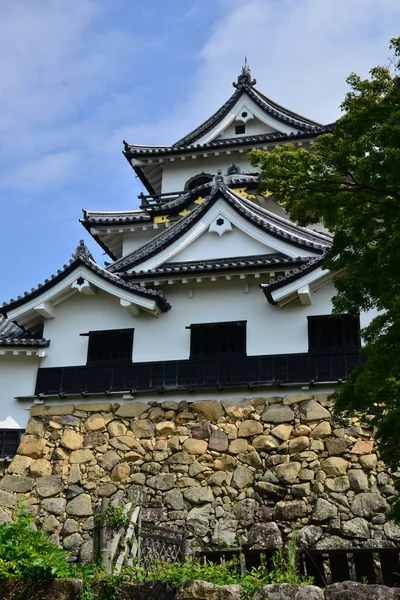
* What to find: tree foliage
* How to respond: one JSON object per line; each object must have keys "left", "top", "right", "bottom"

{"left": 250, "top": 38, "right": 400, "bottom": 515}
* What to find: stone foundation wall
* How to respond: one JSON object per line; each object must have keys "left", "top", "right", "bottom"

{"left": 0, "top": 394, "right": 399, "bottom": 560}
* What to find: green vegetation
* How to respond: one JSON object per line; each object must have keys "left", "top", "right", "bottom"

{"left": 0, "top": 507, "right": 311, "bottom": 599}
{"left": 0, "top": 505, "right": 71, "bottom": 580}
{"left": 250, "top": 37, "right": 400, "bottom": 516}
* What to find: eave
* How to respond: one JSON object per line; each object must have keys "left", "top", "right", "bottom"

{"left": 1, "top": 246, "right": 171, "bottom": 332}
{"left": 260, "top": 257, "right": 331, "bottom": 306}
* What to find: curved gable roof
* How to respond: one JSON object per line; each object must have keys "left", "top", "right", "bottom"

{"left": 108, "top": 178, "right": 330, "bottom": 275}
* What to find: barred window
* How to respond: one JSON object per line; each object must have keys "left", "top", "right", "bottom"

{"left": 85, "top": 329, "right": 134, "bottom": 365}
{"left": 308, "top": 315, "right": 360, "bottom": 351}
{"left": 189, "top": 321, "right": 246, "bottom": 359}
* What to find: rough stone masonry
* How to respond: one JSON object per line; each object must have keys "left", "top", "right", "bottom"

{"left": 0, "top": 393, "right": 399, "bottom": 561}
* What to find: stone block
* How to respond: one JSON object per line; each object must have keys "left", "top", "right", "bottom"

{"left": 183, "top": 487, "right": 214, "bottom": 505}
{"left": 182, "top": 438, "right": 208, "bottom": 455}
{"left": 66, "top": 494, "right": 93, "bottom": 517}
{"left": 248, "top": 522, "right": 282, "bottom": 549}
{"left": 147, "top": 473, "right": 177, "bottom": 491}
{"left": 0, "top": 474, "right": 34, "bottom": 493}
{"left": 270, "top": 424, "right": 293, "bottom": 441}
{"left": 326, "top": 581, "right": 400, "bottom": 599}
{"left": 60, "top": 430, "right": 84, "bottom": 451}
{"left": 31, "top": 404, "right": 75, "bottom": 417}
{"left": 37, "top": 475, "right": 63, "bottom": 498}
{"left": 238, "top": 419, "right": 263, "bottom": 437}
{"left": 310, "top": 421, "right": 331, "bottom": 439}
{"left": 177, "top": 579, "right": 242, "bottom": 600}
{"left": 221, "top": 398, "right": 253, "bottom": 419}
{"left": 322, "top": 457, "right": 349, "bottom": 477}
{"left": 130, "top": 419, "right": 155, "bottom": 438}
{"left": 208, "top": 429, "right": 228, "bottom": 452}
{"left": 42, "top": 497, "right": 66, "bottom": 515}
{"left": 274, "top": 500, "right": 306, "bottom": 521}
{"left": 351, "top": 492, "right": 389, "bottom": 518}
{"left": 25, "top": 418, "right": 45, "bottom": 436}
{"left": 155, "top": 421, "right": 176, "bottom": 436}
{"left": 0, "top": 489, "right": 16, "bottom": 509}
{"left": 69, "top": 449, "right": 94, "bottom": 464}
{"left": 254, "top": 584, "right": 323, "bottom": 600}
{"left": 18, "top": 435, "right": 47, "bottom": 459}
{"left": 114, "top": 402, "right": 149, "bottom": 418}
{"left": 254, "top": 481, "right": 286, "bottom": 499}
{"left": 190, "top": 420, "right": 211, "bottom": 440}
{"left": 229, "top": 438, "right": 249, "bottom": 454}
{"left": 29, "top": 458, "right": 52, "bottom": 477}
{"left": 8, "top": 454, "right": 34, "bottom": 475}
{"left": 351, "top": 440, "right": 374, "bottom": 455}
{"left": 111, "top": 462, "right": 131, "bottom": 482}
{"left": 312, "top": 498, "right": 338, "bottom": 522}
{"left": 100, "top": 450, "right": 121, "bottom": 471}
{"left": 85, "top": 413, "right": 105, "bottom": 432}
{"left": 107, "top": 421, "right": 127, "bottom": 437}
{"left": 75, "top": 402, "right": 113, "bottom": 413}
{"left": 275, "top": 462, "right": 301, "bottom": 484}
{"left": 283, "top": 393, "right": 314, "bottom": 406}
{"left": 252, "top": 435, "right": 278, "bottom": 450}
{"left": 342, "top": 517, "right": 369, "bottom": 539}
{"left": 190, "top": 400, "right": 224, "bottom": 422}
{"left": 300, "top": 399, "right": 331, "bottom": 422}
{"left": 232, "top": 465, "right": 253, "bottom": 489}
{"left": 348, "top": 469, "right": 369, "bottom": 492}
{"left": 261, "top": 405, "right": 294, "bottom": 424}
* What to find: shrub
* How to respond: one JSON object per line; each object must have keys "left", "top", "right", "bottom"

{"left": 0, "top": 505, "right": 71, "bottom": 580}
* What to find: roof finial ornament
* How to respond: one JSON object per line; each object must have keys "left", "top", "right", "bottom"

{"left": 213, "top": 169, "right": 226, "bottom": 190}
{"left": 73, "top": 240, "right": 94, "bottom": 262}
{"left": 233, "top": 56, "right": 256, "bottom": 89}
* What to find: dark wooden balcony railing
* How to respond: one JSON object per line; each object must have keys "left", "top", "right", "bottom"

{"left": 35, "top": 350, "right": 364, "bottom": 396}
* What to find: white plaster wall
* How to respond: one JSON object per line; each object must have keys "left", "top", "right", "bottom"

{"left": 122, "top": 229, "right": 159, "bottom": 257}
{"left": 161, "top": 154, "right": 256, "bottom": 194}
{"left": 218, "top": 119, "right": 276, "bottom": 139}
{"left": 170, "top": 226, "right": 276, "bottom": 262}
{"left": 39, "top": 279, "right": 375, "bottom": 369}
{"left": 0, "top": 355, "right": 41, "bottom": 427}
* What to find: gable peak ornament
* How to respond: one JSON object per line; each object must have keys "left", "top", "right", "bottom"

{"left": 233, "top": 56, "right": 256, "bottom": 89}
{"left": 73, "top": 240, "right": 94, "bottom": 262}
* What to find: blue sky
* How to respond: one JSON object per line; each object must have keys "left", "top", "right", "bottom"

{"left": 1, "top": 0, "right": 399, "bottom": 302}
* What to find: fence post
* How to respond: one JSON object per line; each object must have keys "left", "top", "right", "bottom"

{"left": 99, "top": 498, "right": 113, "bottom": 574}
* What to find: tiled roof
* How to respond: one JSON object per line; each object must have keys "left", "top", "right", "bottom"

{"left": 81, "top": 209, "right": 151, "bottom": 225}
{"left": 0, "top": 315, "right": 49, "bottom": 348}
{"left": 123, "top": 127, "right": 334, "bottom": 158}
{"left": 1, "top": 242, "right": 171, "bottom": 315}
{"left": 108, "top": 179, "right": 330, "bottom": 275}
{"left": 260, "top": 256, "right": 325, "bottom": 304}
{"left": 129, "top": 253, "right": 310, "bottom": 278}
{"left": 172, "top": 59, "right": 323, "bottom": 148}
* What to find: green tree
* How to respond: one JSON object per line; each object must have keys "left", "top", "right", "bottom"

{"left": 250, "top": 38, "right": 400, "bottom": 516}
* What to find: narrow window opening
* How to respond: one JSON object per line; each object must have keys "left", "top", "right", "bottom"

{"left": 189, "top": 321, "right": 246, "bottom": 359}
{"left": 86, "top": 329, "right": 134, "bottom": 366}
{"left": 235, "top": 124, "right": 246, "bottom": 135}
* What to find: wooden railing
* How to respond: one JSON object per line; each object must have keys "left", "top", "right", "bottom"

{"left": 35, "top": 350, "right": 364, "bottom": 396}
{"left": 197, "top": 547, "right": 400, "bottom": 587}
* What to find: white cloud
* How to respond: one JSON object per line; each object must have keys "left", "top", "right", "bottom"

{"left": 1, "top": 151, "right": 79, "bottom": 193}
{"left": 125, "top": 0, "right": 400, "bottom": 147}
